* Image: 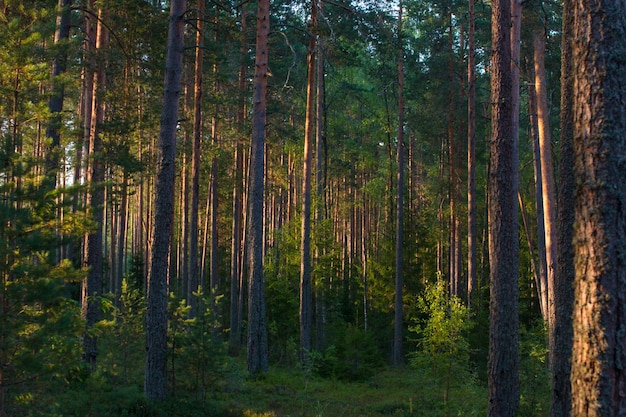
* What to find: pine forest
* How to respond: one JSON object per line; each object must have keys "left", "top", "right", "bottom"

{"left": 1, "top": 0, "right": 625, "bottom": 416}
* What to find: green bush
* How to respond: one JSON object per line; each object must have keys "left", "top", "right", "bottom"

{"left": 312, "top": 323, "right": 383, "bottom": 381}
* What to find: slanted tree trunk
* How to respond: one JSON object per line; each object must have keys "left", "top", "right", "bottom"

{"left": 570, "top": 0, "right": 626, "bottom": 414}
{"left": 144, "top": 0, "right": 186, "bottom": 400}
{"left": 393, "top": 0, "right": 404, "bottom": 368}
{"left": 247, "top": 0, "right": 270, "bottom": 376}
{"left": 528, "top": 79, "right": 549, "bottom": 320}
{"left": 488, "top": 0, "right": 519, "bottom": 414}
{"left": 550, "top": 1, "right": 574, "bottom": 415}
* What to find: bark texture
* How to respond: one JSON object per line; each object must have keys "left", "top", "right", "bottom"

{"left": 247, "top": 0, "right": 270, "bottom": 376}
{"left": 570, "top": 0, "right": 626, "bottom": 414}
{"left": 487, "top": 0, "right": 519, "bottom": 414}
{"left": 144, "top": 0, "right": 186, "bottom": 400}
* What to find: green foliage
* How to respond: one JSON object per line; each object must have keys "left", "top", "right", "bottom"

{"left": 312, "top": 322, "right": 383, "bottom": 381}
{"left": 168, "top": 292, "right": 235, "bottom": 401}
{"left": 409, "top": 280, "right": 480, "bottom": 414}
{"left": 0, "top": 180, "right": 87, "bottom": 416}
{"left": 519, "top": 322, "right": 550, "bottom": 416}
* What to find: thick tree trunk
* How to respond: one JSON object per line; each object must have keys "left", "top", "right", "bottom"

{"left": 488, "top": 0, "right": 519, "bottom": 414}
{"left": 550, "top": 1, "right": 574, "bottom": 414}
{"left": 570, "top": 0, "right": 626, "bottom": 414}
{"left": 247, "top": 0, "right": 270, "bottom": 376}
{"left": 144, "top": 0, "right": 186, "bottom": 400}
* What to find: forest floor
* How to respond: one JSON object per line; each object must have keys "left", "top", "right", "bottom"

{"left": 216, "top": 366, "right": 488, "bottom": 417}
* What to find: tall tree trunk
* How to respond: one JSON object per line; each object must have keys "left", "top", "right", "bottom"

{"left": 247, "top": 0, "right": 270, "bottom": 376}
{"left": 447, "top": 10, "right": 459, "bottom": 298}
{"left": 144, "top": 0, "right": 186, "bottom": 400}
{"left": 82, "top": 6, "right": 108, "bottom": 370}
{"left": 229, "top": 4, "right": 247, "bottom": 356}
{"left": 466, "top": 0, "right": 477, "bottom": 309}
{"left": 528, "top": 79, "right": 549, "bottom": 320}
{"left": 188, "top": 0, "right": 204, "bottom": 318}
{"left": 314, "top": 1, "right": 326, "bottom": 350}
{"left": 533, "top": 21, "right": 557, "bottom": 340}
{"left": 570, "top": 0, "right": 626, "bottom": 414}
{"left": 488, "top": 0, "right": 519, "bottom": 414}
{"left": 550, "top": 0, "right": 574, "bottom": 414}
{"left": 300, "top": 0, "right": 317, "bottom": 361}
{"left": 393, "top": 0, "right": 404, "bottom": 368}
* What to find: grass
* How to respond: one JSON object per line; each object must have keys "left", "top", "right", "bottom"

{"left": 218, "top": 365, "right": 488, "bottom": 417}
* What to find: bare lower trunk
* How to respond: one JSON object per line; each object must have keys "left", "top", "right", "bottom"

{"left": 488, "top": 0, "right": 519, "bottom": 414}
{"left": 145, "top": 0, "right": 186, "bottom": 400}
{"left": 247, "top": 0, "right": 270, "bottom": 376}
{"left": 82, "top": 6, "right": 108, "bottom": 370}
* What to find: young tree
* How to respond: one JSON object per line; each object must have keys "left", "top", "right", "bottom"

{"left": 247, "top": 0, "right": 270, "bottom": 376}
{"left": 145, "top": 0, "right": 186, "bottom": 400}
{"left": 488, "top": 0, "right": 519, "bottom": 414}
{"left": 570, "top": 0, "right": 626, "bottom": 414}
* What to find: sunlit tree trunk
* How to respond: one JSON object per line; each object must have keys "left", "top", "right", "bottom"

{"left": 528, "top": 80, "right": 549, "bottom": 320}
{"left": 299, "top": 0, "right": 317, "bottom": 361}
{"left": 145, "top": 0, "right": 186, "bottom": 400}
{"left": 533, "top": 21, "right": 557, "bottom": 343}
{"left": 551, "top": 1, "right": 574, "bottom": 414}
{"left": 570, "top": 0, "right": 626, "bottom": 414}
